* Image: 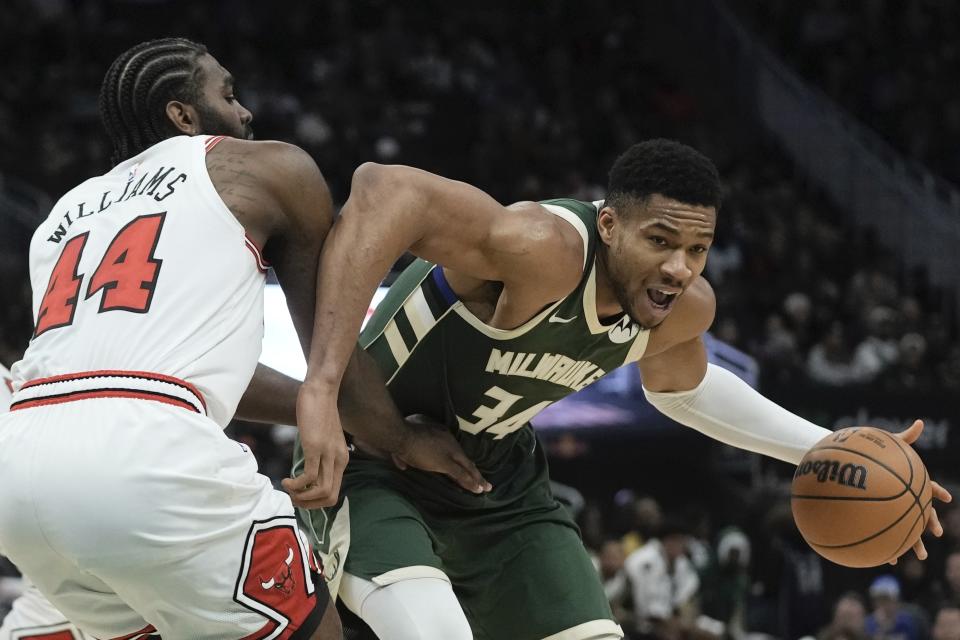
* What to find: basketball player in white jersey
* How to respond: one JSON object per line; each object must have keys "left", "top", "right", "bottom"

{"left": 0, "top": 38, "right": 486, "bottom": 640}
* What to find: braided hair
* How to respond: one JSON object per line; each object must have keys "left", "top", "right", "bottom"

{"left": 99, "top": 38, "right": 208, "bottom": 166}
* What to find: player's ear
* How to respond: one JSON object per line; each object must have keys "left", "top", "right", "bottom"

{"left": 165, "top": 100, "right": 200, "bottom": 135}
{"left": 597, "top": 206, "right": 617, "bottom": 245}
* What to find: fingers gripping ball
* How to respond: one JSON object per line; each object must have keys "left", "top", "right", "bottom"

{"left": 791, "top": 427, "right": 933, "bottom": 568}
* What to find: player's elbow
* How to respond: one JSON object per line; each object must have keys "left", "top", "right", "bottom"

{"left": 351, "top": 162, "right": 408, "bottom": 200}
{"left": 347, "top": 162, "right": 431, "bottom": 222}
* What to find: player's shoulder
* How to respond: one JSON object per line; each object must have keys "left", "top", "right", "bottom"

{"left": 644, "top": 276, "right": 716, "bottom": 356}
{"left": 493, "top": 200, "right": 587, "bottom": 294}
{"left": 209, "top": 138, "right": 317, "bottom": 173}
{"left": 537, "top": 197, "right": 599, "bottom": 218}
{"left": 208, "top": 138, "right": 325, "bottom": 196}
{"left": 533, "top": 198, "right": 597, "bottom": 248}
{"left": 680, "top": 277, "right": 715, "bottom": 313}
{"left": 666, "top": 276, "right": 715, "bottom": 334}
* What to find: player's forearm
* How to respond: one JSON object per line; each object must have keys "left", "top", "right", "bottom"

{"left": 643, "top": 363, "right": 830, "bottom": 464}
{"left": 303, "top": 163, "right": 432, "bottom": 393}
{"left": 337, "top": 347, "right": 411, "bottom": 453}
{"left": 235, "top": 363, "right": 300, "bottom": 425}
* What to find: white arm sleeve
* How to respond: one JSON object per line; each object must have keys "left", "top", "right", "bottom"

{"left": 643, "top": 363, "right": 831, "bottom": 465}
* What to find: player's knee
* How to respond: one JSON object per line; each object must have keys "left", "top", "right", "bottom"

{"left": 355, "top": 576, "right": 472, "bottom": 640}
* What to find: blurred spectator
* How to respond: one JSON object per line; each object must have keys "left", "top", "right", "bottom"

{"left": 759, "top": 504, "right": 829, "bottom": 639}
{"left": 880, "top": 333, "right": 936, "bottom": 392}
{"left": 933, "top": 606, "right": 960, "bottom": 640}
{"left": 620, "top": 495, "right": 664, "bottom": 557}
{"left": 816, "top": 591, "right": 868, "bottom": 640}
{"left": 937, "top": 551, "right": 960, "bottom": 611}
{"left": 699, "top": 527, "right": 752, "bottom": 638}
{"left": 597, "top": 538, "right": 634, "bottom": 633}
{"left": 624, "top": 516, "right": 701, "bottom": 639}
{"left": 807, "top": 322, "right": 867, "bottom": 386}
{"left": 926, "top": 507, "right": 960, "bottom": 578}
{"left": 895, "top": 553, "right": 941, "bottom": 618}
{"left": 851, "top": 306, "right": 900, "bottom": 381}
{"left": 865, "top": 575, "right": 928, "bottom": 640}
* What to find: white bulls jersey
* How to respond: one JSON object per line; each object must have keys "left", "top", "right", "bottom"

{"left": 0, "top": 138, "right": 327, "bottom": 638}
{"left": 11, "top": 135, "right": 268, "bottom": 427}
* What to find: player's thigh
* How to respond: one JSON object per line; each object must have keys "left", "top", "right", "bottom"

{"left": 299, "top": 471, "right": 444, "bottom": 598}
{"left": 455, "top": 521, "right": 623, "bottom": 640}
{"left": 99, "top": 426, "right": 332, "bottom": 638}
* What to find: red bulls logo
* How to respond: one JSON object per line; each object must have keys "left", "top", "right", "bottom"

{"left": 236, "top": 518, "right": 320, "bottom": 639}
{"left": 258, "top": 546, "right": 297, "bottom": 597}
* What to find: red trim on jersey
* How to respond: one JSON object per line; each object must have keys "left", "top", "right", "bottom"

{"left": 11, "top": 389, "right": 199, "bottom": 414}
{"left": 245, "top": 234, "right": 270, "bottom": 273}
{"left": 108, "top": 624, "right": 157, "bottom": 640}
{"left": 205, "top": 135, "right": 227, "bottom": 152}
{"left": 20, "top": 369, "right": 207, "bottom": 412}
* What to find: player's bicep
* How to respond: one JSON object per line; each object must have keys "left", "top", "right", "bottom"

{"left": 355, "top": 164, "right": 582, "bottom": 290}
{"left": 638, "top": 336, "right": 709, "bottom": 393}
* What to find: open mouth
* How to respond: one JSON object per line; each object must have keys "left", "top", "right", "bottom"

{"left": 647, "top": 288, "right": 679, "bottom": 310}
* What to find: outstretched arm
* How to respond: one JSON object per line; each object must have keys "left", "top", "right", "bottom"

{"left": 639, "top": 277, "right": 831, "bottom": 463}
{"left": 639, "top": 279, "right": 951, "bottom": 560}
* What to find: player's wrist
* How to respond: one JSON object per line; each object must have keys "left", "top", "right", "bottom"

{"left": 299, "top": 374, "right": 341, "bottom": 399}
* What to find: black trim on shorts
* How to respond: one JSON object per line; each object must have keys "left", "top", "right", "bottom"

{"left": 289, "top": 571, "right": 330, "bottom": 640}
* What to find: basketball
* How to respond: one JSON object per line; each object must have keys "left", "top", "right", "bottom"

{"left": 791, "top": 426, "right": 932, "bottom": 568}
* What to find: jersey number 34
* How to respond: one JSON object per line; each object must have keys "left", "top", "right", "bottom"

{"left": 34, "top": 213, "right": 166, "bottom": 337}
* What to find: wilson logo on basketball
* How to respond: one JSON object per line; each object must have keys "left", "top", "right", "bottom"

{"left": 795, "top": 460, "right": 868, "bottom": 490}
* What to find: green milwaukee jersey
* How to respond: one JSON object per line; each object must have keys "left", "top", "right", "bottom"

{"left": 361, "top": 198, "right": 649, "bottom": 476}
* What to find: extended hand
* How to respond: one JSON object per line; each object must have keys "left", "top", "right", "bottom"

{"left": 890, "top": 419, "right": 953, "bottom": 564}
{"left": 282, "top": 383, "right": 350, "bottom": 509}
{"left": 393, "top": 415, "right": 492, "bottom": 494}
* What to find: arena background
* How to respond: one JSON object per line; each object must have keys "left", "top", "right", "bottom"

{"left": 2, "top": 1, "right": 960, "bottom": 638}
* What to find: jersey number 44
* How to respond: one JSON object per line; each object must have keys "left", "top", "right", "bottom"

{"left": 34, "top": 212, "right": 166, "bottom": 337}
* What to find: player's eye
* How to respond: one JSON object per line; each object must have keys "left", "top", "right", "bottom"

{"left": 650, "top": 236, "right": 668, "bottom": 247}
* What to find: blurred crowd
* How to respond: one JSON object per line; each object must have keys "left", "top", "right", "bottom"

{"left": 2, "top": 1, "right": 960, "bottom": 637}
{"left": 0, "top": 0, "right": 956, "bottom": 392}
{"left": 732, "top": 0, "right": 960, "bottom": 188}
{"left": 569, "top": 487, "right": 960, "bottom": 640}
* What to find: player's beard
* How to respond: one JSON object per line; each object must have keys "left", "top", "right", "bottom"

{"left": 196, "top": 101, "right": 254, "bottom": 141}
{"left": 596, "top": 241, "right": 653, "bottom": 330}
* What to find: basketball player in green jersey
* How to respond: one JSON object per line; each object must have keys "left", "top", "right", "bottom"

{"left": 289, "top": 139, "right": 951, "bottom": 639}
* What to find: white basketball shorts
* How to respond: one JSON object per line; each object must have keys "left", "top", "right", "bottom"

{"left": 0, "top": 371, "right": 327, "bottom": 639}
